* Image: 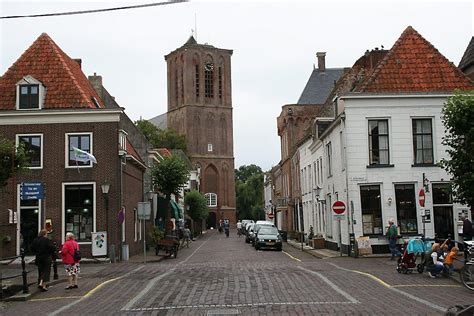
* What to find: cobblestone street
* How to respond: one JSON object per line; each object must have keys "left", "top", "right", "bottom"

{"left": 2, "top": 230, "right": 472, "bottom": 315}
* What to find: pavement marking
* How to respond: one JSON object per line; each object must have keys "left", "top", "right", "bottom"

{"left": 30, "top": 296, "right": 81, "bottom": 301}
{"left": 282, "top": 250, "right": 302, "bottom": 262}
{"left": 121, "top": 233, "right": 213, "bottom": 311}
{"left": 391, "top": 284, "right": 461, "bottom": 288}
{"left": 124, "top": 301, "right": 356, "bottom": 311}
{"left": 327, "top": 262, "right": 446, "bottom": 312}
{"left": 297, "top": 266, "right": 359, "bottom": 304}
{"left": 50, "top": 266, "right": 143, "bottom": 316}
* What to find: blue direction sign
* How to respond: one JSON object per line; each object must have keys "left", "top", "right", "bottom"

{"left": 20, "top": 182, "right": 44, "bottom": 200}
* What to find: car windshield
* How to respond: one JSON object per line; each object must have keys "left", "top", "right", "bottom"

{"left": 258, "top": 227, "right": 278, "bottom": 235}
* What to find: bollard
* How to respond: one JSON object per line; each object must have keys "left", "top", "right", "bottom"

{"left": 20, "top": 248, "right": 28, "bottom": 294}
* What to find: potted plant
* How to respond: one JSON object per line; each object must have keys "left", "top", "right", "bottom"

{"left": 312, "top": 233, "right": 325, "bottom": 249}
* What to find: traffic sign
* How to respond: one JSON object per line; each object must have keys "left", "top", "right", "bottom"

{"left": 418, "top": 189, "right": 425, "bottom": 207}
{"left": 268, "top": 213, "right": 274, "bottom": 219}
{"left": 20, "top": 182, "right": 44, "bottom": 200}
{"left": 332, "top": 201, "right": 346, "bottom": 215}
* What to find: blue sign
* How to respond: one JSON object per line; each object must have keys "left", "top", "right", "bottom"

{"left": 20, "top": 182, "right": 44, "bottom": 200}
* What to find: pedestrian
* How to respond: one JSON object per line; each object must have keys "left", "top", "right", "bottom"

{"left": 224, "top": 219, "right": 230, "bottom": 238}
{"left": 426, "top": 243, "right": 444, "bottom": 278}
{"left": 61, "top": 232, "right": 80, "bottom": 290}
{"left": 31, "top": 229, "right": 55, "bottom": 292}
{"left": 219, "top": 219, "right": 223, "bottom": 233}
{"left": 386, "top": 219, "right": 401, "bottom": 260}
{"left": 461, "top": 215, "right": 473, "bottom": 241}
{"left": 443, "top": 246, "right": 459, "bottom": 275}
{"left": 236, "top": 220, "right": 242, "bottom": 237}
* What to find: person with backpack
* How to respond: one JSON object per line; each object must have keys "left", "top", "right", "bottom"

{"left": 61, "top": 232, "right": 81, "bottom": 290}
{"left": 387, "top": 219, "right": 401, "bottom": 260}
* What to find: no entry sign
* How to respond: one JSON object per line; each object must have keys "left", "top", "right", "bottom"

{"left": 419, "top": 189, "right": 426, "bottom": 207}
{"left": 332, "top": 201, "right": 346, "bottom": 215}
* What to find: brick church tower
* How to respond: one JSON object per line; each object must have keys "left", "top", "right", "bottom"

{"left": 165, "top": 36, "right": 236, "bottom": 226}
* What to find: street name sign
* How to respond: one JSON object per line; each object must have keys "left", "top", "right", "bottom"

{"left": 20, "top": 182, "right": 44, "bottom": 200}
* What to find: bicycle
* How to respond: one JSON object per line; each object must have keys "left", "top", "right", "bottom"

{"left": 460, "top": 240, "right": 474, "bottom": 291}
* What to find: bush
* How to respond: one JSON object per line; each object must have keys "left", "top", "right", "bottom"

{"left": 149, "top": 227, "right": 164, "bottom": 245}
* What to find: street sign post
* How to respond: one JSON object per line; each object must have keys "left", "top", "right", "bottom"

{"left": 418, "top": 189, "right": 425, "bottom": 207}
{"left": 137, "top": 202, "right": 151, "bottom": 264}
{"left": 332, "top": 201, "right": 346, "bottom": 257}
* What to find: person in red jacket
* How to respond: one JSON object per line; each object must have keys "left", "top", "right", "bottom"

{"left": 61, "top": 232, "right": 80, "bottom": 289}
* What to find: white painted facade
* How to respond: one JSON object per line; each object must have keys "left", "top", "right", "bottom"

{"left": 298, "top": 94, "right": 470, "bottom": 252}
{"left": 264, "top": 174, "right": 273, "bottom": 221}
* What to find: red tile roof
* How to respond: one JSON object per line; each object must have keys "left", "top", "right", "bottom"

{"left": 125, "top": 138, "right": 145, "bottom": 165}
{"left": 357, "top": 26, "right": 474, "bottom": 93}
{"left": 0, "top": 33, "right": 104, "bottom": 110}
{"left": 157, "top": 148, "right": 172, "bottom": 158}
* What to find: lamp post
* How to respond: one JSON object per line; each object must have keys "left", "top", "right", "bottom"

{"left": 101, "top": 181, "right": 111, "bottom": 261}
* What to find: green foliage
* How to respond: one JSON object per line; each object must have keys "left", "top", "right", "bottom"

{"left": 184, "top": 190, "right": 209, "bottom": 221}
{"left": 135, "top": 120, "right": 187, "bottom": 151}
{"left": 440, "top": 92, "right": 474, "bottom": 207}
{"left": 149, "top": 227, "right": 164, "bottom": 244}
{"left": 235, "top": 164, "right": 262, "bottom": 182}
{"left": 151, "top": 155, "right": 190, "bottom": 197}
{"left": 0, "top": 136, "right": 29, "bottom": 188}
{"left": 235, "top": 165, "right": 264, "bottom": 220}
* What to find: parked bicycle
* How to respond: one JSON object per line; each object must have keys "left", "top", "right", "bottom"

{"left": 460, "top": 240, "right": 474, "bottom": 291}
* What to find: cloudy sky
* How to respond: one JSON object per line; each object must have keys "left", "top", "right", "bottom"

{"left": 0, "top": 0, "right": 472, "bottom": 171}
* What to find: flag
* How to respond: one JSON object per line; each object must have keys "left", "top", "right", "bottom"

{"left": 73, "top": 147, "right": 97, "bottom": 164}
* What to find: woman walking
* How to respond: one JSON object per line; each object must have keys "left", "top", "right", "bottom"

{"left": 31, "top": 229, "right": 55, "bottom": 292}
{"left": 61, "top": 232, "right": 80, "bottom": 289}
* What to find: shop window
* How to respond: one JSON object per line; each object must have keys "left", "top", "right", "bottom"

{"left": 64, "top": 184, "right": 94, "bottom": 242}
{"left": 360, "top": 185, "right": 383, "bottom": 235}
{"left": 395, "top": 184, "right": 417, "bottom": 234}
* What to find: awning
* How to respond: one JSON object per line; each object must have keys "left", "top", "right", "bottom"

{"left": 170, "top": 200, "right": 183, "bottom": 219}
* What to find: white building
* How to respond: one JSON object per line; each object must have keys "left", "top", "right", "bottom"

{"left": 300, "top": 26, "right": 474, "bottom": 253}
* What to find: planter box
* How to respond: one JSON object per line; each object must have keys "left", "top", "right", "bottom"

{"left": 312, "top": 237, "right": 325, "bottom": 249}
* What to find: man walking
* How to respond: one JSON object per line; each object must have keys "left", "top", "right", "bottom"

{"left": 387, "top": 219, "right": 401, "bottom": 260}
{"left": 461, "top": 215, "right": 473, "bottom": 241}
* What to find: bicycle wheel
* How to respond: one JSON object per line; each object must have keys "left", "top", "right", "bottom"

{"left": 460, "top": 263, "right": 474, "bottom": 291}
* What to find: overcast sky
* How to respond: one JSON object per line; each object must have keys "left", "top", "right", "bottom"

{"left": 1, "top": 0, "right": 472, "bottom": 171}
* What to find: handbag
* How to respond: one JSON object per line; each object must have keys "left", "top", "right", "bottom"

{"left": 73, "top": 246, "right": 81, "bottom": 262}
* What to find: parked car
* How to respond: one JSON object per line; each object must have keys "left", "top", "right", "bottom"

{"left": 252, "top": 221, "right": 276, "bottom": 246}
{"left": 241, "top": 220, "right": 253, "bottom": 234}
{"left": 245, "top": 223, "right": 255, "bottom": 243}
{"left": 254, "top": 226, "right": 282, "bottom": 251}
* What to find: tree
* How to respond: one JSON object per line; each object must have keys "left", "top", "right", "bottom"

{"left": 235, "top": 164, "right": 262, "bottom": 182}
{"left": 184, "top": 190, "right": 209, "bottom": 221}
{"left": 151, "top": 155, "right": 190, "bottom": 221}
{"left": 440, "top": 92, "right": 474, "bottom": 208}
{"left": 235, "top": 165, "right": 264, "bottom": 220}
{"left": 135, "top": 119, "right": 187, "bottom": 151}
{"left": 0, "top": 136, "right": 29, "bottom": 188}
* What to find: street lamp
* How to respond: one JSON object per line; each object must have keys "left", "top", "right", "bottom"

{"left": 101, "top": 181, "right": 111, "bottom": 261}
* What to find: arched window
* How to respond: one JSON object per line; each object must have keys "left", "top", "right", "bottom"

{"left": 204, "top": 57, "right": 214, "bottom": 98}
{"left": 205, "top": 193, "right": 217, "bottom": 207}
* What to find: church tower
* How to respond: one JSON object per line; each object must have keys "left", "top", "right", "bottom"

{"left": 165, "top": 36, "right": 236, "bottom": 226}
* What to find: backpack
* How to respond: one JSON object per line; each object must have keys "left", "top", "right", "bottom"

{"left": 73, "top": 246, "right": 81, "bottom": 262}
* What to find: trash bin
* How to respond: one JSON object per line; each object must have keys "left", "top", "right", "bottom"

{"left": 122, "top": 244, "right": 129, "bottom": 261}
{"left": 279, "top": 230, "right": 287, "bottom": 242}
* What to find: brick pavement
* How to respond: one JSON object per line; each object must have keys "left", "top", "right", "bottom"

{"left": 1, "top": 229, "right": 473, "bottom": 315}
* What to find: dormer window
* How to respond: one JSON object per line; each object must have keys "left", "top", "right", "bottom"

{"left": 16, "top": 76, "right": 45, "bottom": 110}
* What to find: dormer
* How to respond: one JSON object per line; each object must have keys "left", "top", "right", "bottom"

{"left": 16, "top": 75, "right": 45, "bottom": 110}
{"left": 313, "top": 118, "right": 334, "bottom": 140}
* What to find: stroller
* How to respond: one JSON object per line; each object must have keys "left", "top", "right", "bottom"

{"left": 397, "top": 236, "right": 434, "bottom": 274}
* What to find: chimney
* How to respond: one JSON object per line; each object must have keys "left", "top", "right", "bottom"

{"left": 88, "top": 72, "right": 103, "bottom": 99}
{"left": 73, "top": 58, "right": 82, "bottom": 69}
{"left": 316, "top": 52, "right": 326, "bottom": 72}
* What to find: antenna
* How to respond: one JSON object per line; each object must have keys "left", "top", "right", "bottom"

{"left": 194, "top": 12, "right": 197, "bottom": 41}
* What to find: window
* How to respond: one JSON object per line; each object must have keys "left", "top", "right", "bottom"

{"left": 360, "top": 185, "right": 383, "bottom": 235}
{"left": 205, "top": 63, "right": 214, "bottom": 98}
{"left": 432, "top": 183, "right": 452, "bottom": 205}
{"left": 207, "top": 143, "right": 213, "bottom": 152}
{"left": 66, "top": 133, "right": 92, "bottom": 167}
{"left": 412, "top": 119, "right": 434, "bottom": 165}
{"left": 19, "top": 84, "right": 39, "bottom": 109}
{"left": 205, "top": 193, "right": 217, "bottom": 207}
{"left": 326, "top": 142, "right": 332, "bottom": 177}
{"left": 340, "top": 131, "right": 345, "bottom": 170}
{"left": 368, "top": 120, "right": 389, "bottom": 165}
{"left": 218, "top": 67, "right": 223, "bottom": 99}
{"left": 17, "top": 134, "right": 42, "bottom": 168}
{"left": 395, "top": 184, "right": 417, "bottom": 234}
{"left": 195, "top": 64, "right": 200, "bottom": 98}
{"left": 64, "top": 184, "right": 94, "bottom": 242}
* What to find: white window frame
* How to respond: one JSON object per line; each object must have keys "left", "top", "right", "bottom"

{"left": 205, "top": 193, "right": 217, "bottom": 207}
{"left": 65, "top": 132, "right": 93, "bottom": 168}
{"left": 207, "top": 143, "right": 213, "bottom": 152}
{"left": 15, "top": 75, "right": 45, "bottom": 110}
{"left": 16, "top": 184, "right": 42, "bottom": 255}
{"left": 16, "top": 133, "right": 43, "bottom": 169}
{"left": 61, "top": 182, "right": 96, "bottom": 245}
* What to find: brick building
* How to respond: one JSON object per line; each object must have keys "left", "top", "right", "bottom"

{"left": 162, "top": 36, "right": 236, "bottom": 227}
{"left": 0, "top": 33, "right": 150, "bottom": 259}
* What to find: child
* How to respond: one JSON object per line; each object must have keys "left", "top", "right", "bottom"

{"left": 444, "top": 246, "right": 459, "bottom": 275}
{"left": 426, "top": 243, "right": 444, "bottom": 278}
